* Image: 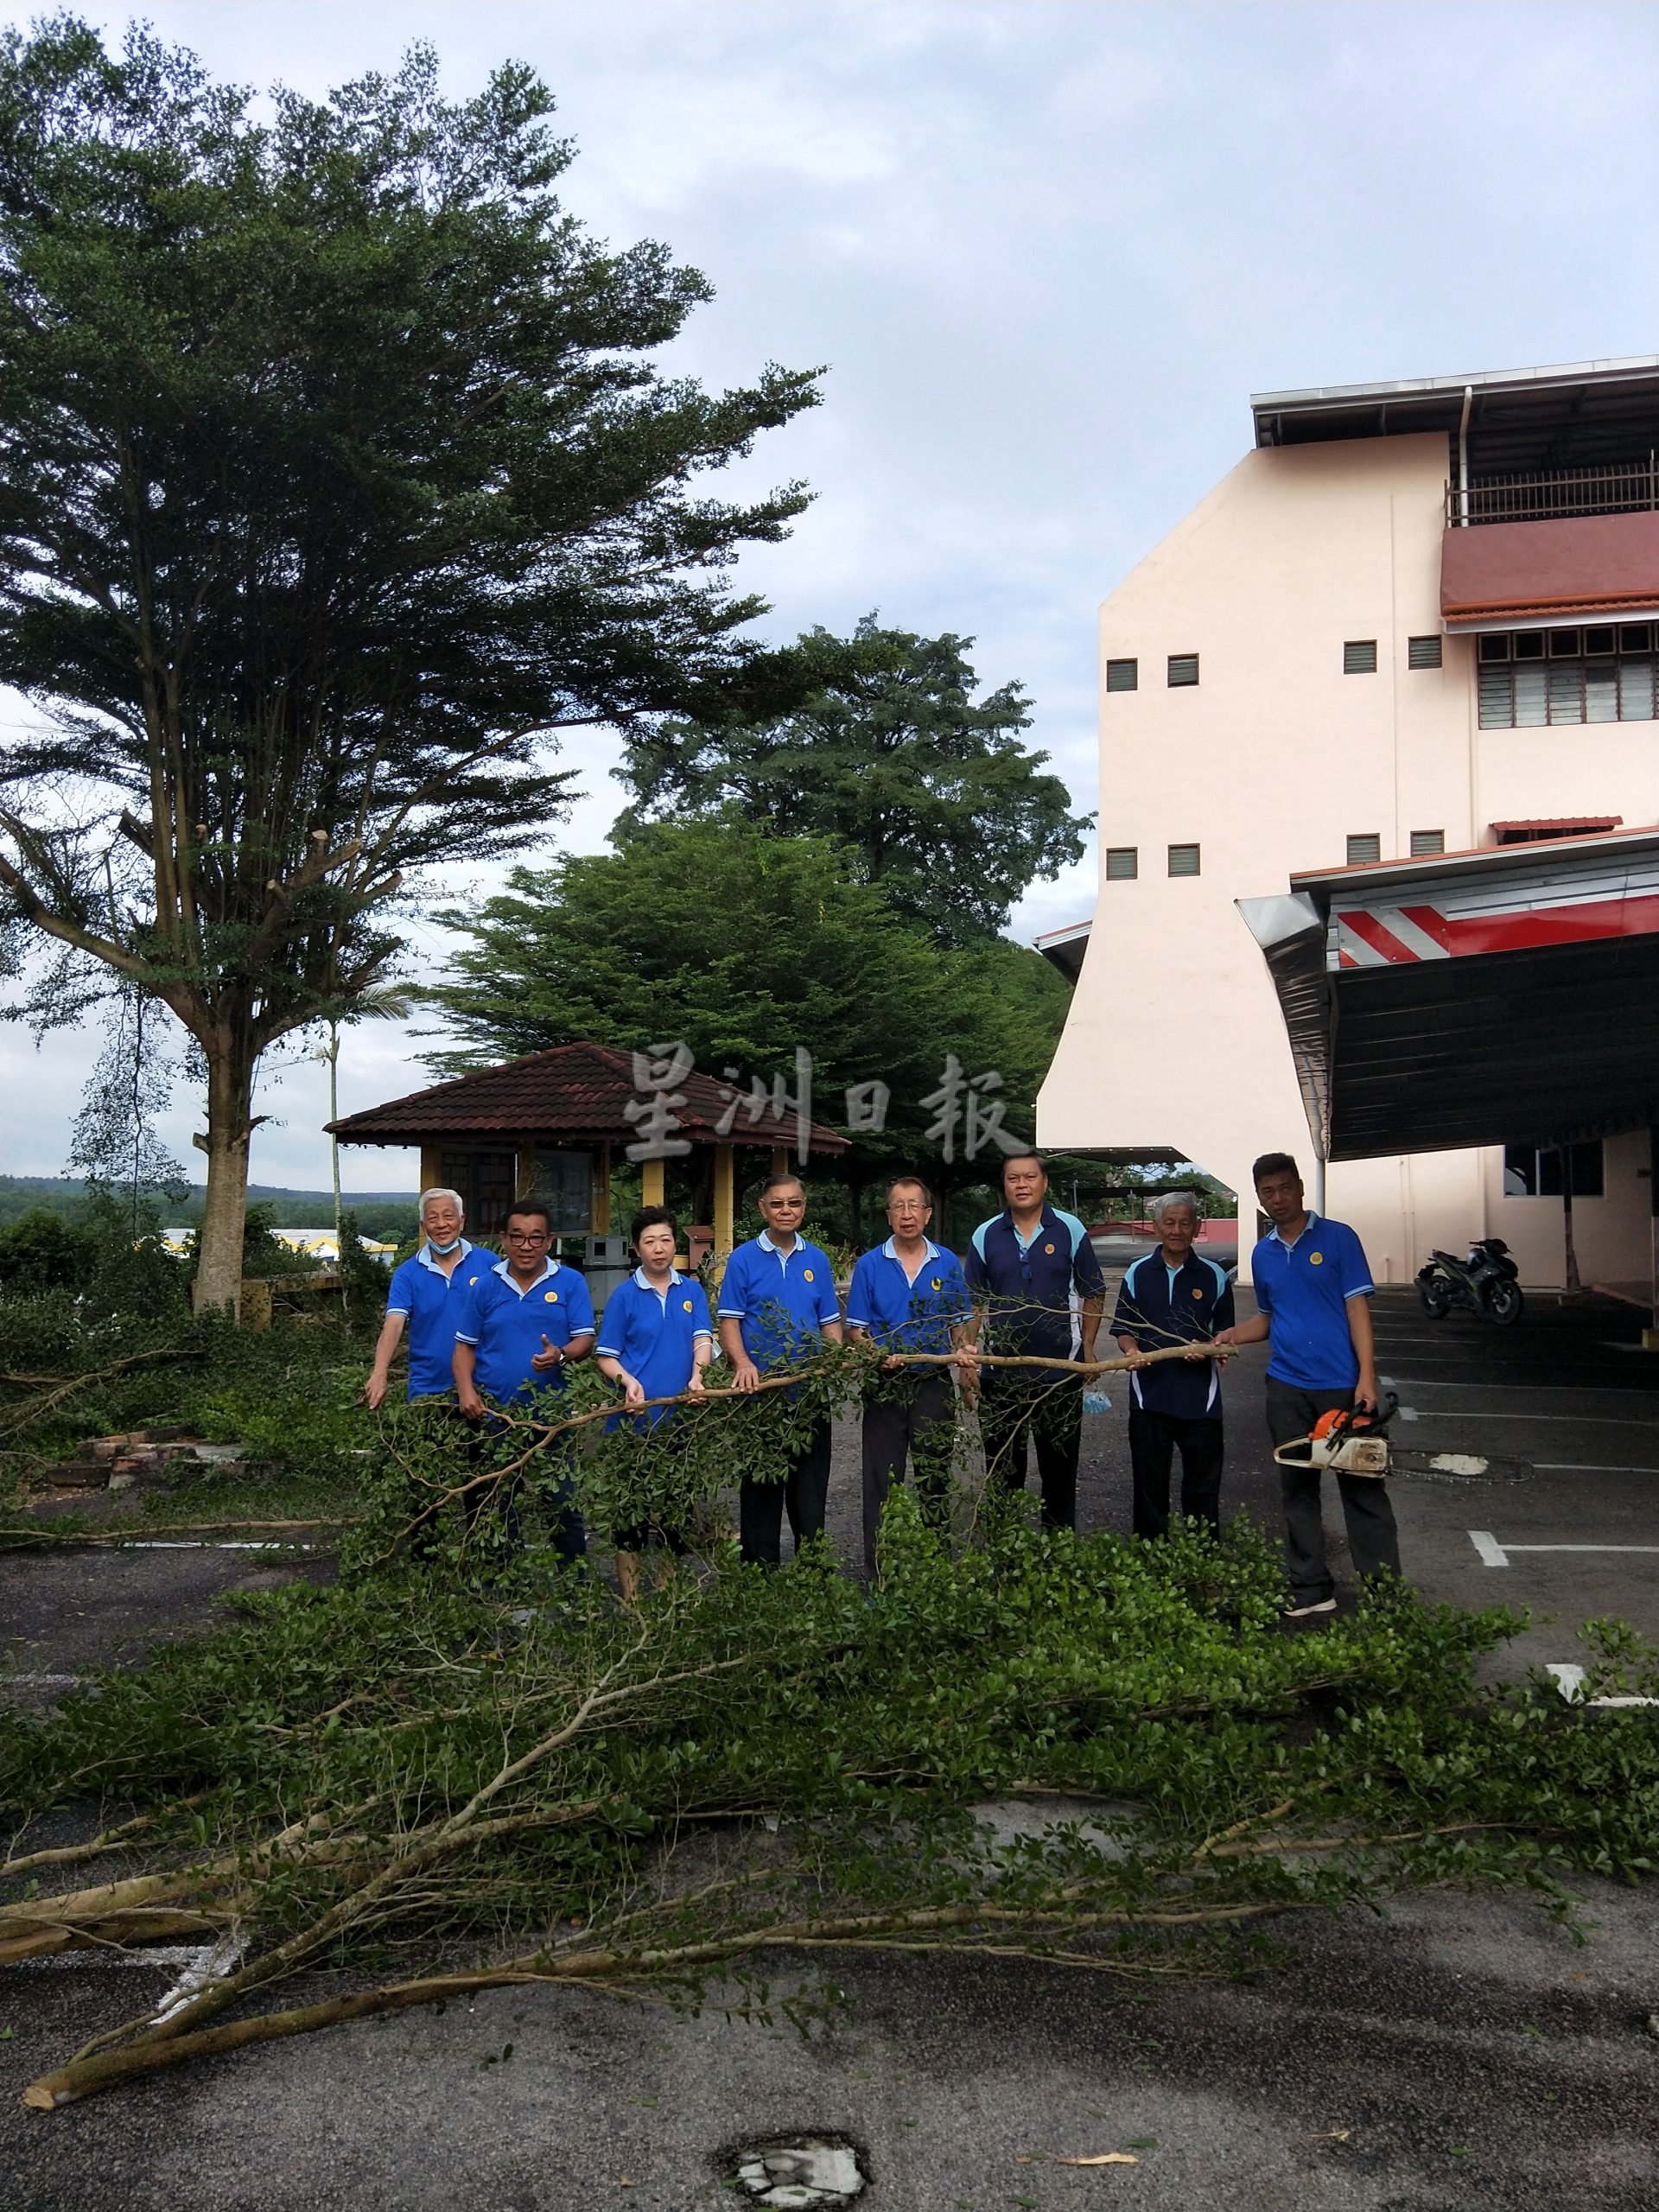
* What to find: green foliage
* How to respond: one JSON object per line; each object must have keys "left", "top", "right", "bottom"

{"left": 0, "top": 1207, "right": 92, "bottom": 1292}
{"left": 618, "top": 616, "right": 1092, "bottom": 944}
{"left": 0, "top": 19, "right": 822, "bottom": 1297}
{"left": 423, "top": 821, "right": 1072, "bottom": 1190}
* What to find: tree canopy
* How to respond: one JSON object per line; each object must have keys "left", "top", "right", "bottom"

{"left": 617, "top": 615, "right": 1092, "bottom": 944}
{"left": 424, "top": 819, "right": 1073, "bottom": 1192}
{"left": 0, "top": 22, "right": 821, "bottom": 1305}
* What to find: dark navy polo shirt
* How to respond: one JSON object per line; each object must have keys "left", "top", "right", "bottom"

{"left": 844, "top": 1238, "right": 971, "bottom": 1354}
{"left": 385, "top": 1239, "right": 479, "bottom": 1400}
{"left": 453, "top": 1257, "right": 596, "bottom": 1407}
{"left": 1250, "top": 1211, "right": 1374, "bottom": 1391}
{"left": 715, "top": 1231, "right": 841, "bottom": 1371}
{"left": 964, "top": 1205, "right": 1107, "bottom": 1360}
{"left": 595, "top": 1268, "right": 713, "bottom": 1433}
{"left": 1111, "top": 1250, "right": 1235, "bottom": 1421}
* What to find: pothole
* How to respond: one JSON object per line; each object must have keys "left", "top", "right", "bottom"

{"left": 726, "top": 2133, "right": 868, "bottom": 2205}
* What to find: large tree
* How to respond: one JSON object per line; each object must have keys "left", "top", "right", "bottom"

{"left": 0, "top": 22, "right": 820, "bottom": 1307}
{"left": 424, "top": 819, "right": 1074, "bottom": 1201}
{"left": 617, "top": 614, "right": 1092, "bottom": 944}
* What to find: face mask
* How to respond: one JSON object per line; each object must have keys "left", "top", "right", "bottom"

{"left": 427, "top": 1234, "right": 463, "bottom": 1255}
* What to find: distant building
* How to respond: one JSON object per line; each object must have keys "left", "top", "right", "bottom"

{"left": 1039, "top": 357, "right": 1659, "bottom": 1288}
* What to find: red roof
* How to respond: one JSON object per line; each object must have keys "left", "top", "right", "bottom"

{"left": 1490, "top": 817, "right": 1623, "bottom": 832}
{"left": 326, "top": 1040, "right": 849, "bottom": 1154}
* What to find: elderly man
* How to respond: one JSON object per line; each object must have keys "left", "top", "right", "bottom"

{"left": 963, "top": 1151, "right": 1106, "bottom": 1533}
{"left": 716, "top": 1172, "right": 843, "bottom": 1567}
{"left": 365, "top": 1187, "right": 476, "bottom": 1410}
{"left": 1111, "top": 1192, "right": 1234, "bottom": 1540}
{"left": 845, "top": 1175, "right": 975, "bottom": 1574}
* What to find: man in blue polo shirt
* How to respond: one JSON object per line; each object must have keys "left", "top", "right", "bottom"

{"left": 717, "top": 1171, "right": 843, "bottom": 1567}
{"left": 364, "top": 1187, "right": 476, "bottom": 1408}
{"left": 845, "top": 1174, "right": 974, "bottom": 1574}
{"left": 1112, "top": 1191, "right": 1234, "bottom": 1540}
{"left": 963, "top": 1151, "right": 1106, "bottom": 1532}
{"left": 1215, "top": 1151, "right": 1400, "bottom": 1616}
{"left": 594, "top": 1204, "right": 714, "bottom": 1601}
{"left": 452, "top": 1199, "right": 595, "bottom": 1564}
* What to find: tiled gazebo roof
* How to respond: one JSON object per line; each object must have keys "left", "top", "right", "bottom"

{"left": 326, "top": 1040, "right": 848, "bottom": 1154}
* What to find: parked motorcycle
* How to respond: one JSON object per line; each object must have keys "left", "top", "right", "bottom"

{"left": 1416, "top": 1237, "right": 1524, "bottom": 1326}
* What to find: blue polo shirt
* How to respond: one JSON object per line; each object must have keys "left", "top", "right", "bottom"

{"left": 716, "top": 1230, "right": 841, "bottom": 1372}
{"left": 385, "top": 1239, "right": 479, "bottom": 1400}
{"left": 845, "top": 1238, "right": 971, "bottom": 1354}
{"left": 1111, "top": 1250, "right": 1235, "bottom": 1421}
{"left": 595, "top": 1268, "right": 713, "bottom": 1432}
{"left": 964, "top": 1205, "right": 1106, "bottom": 1360}
{"left": 452, "top": 1256, "right": 596, "bottom": 1407}
{"left": 1251, "top": 1211, "right": 1374, "bottom": 1392}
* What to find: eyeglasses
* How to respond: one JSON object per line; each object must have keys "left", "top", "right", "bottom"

{"left": 504, "top": 1229, "right": 550, "bottom": 1243}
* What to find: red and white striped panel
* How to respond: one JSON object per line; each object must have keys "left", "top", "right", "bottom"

{"left": 1334, "top": 891, "right": 1659, "bottom": 969}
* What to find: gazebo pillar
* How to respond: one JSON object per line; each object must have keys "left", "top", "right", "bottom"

{"left": 419, "top": 1145, "right": 443, "bottom": 1198}
{"left": 771, "top": 1146, "right": 789, "bottom": 1178}
{"left": 592, "top": 1142, "right": 612, "bottom": 1235}
{"left": 641, "top": 1157, "right": 666, "bottom": 1207}
{"left": 713, "top": 1141, "right": 735, "bottom": 1255}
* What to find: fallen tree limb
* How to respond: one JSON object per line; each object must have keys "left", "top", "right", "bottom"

{"left": 0, "top": 1346, "right": 200, "bottom": 1437}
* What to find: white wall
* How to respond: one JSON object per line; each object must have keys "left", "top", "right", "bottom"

{"left": 1039, "top": 430, "right": 1656, "bottom": 1287}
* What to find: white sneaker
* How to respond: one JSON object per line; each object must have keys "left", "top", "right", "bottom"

{"left": 1284, "top": 1595, "right": 1337, "bottom": 1618}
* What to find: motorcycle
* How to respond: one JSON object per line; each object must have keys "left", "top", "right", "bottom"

{"left": 1416, "top": 1237, "right": 1524, "bottom": 1327}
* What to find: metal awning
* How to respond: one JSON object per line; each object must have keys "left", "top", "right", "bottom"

{"left": 1238, "top": 825, "right": 1659, "bottom": 1160}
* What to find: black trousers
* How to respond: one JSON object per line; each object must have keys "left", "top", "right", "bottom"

{"left": 739, "top": 1414, "right": 833, "bottom": 1567}
{"left": 461, "top": 1411, "right": 585, "bottom": 1567}
{"left": 978, "top": 1368, "right": 1083, "bottom": 1532}
{"left": 1264, "top": 1377, "right": 1401, "bottom": 1602}
{"left": 1127, "top": 1408, "right": 1224, "bottom": 1540}
{"left": 861, "top": 1370, "right": 956, "bottom": 1574}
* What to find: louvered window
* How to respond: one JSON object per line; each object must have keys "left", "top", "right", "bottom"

{"left": 1346, "top": 833, "right": 1381, "bottom": 866}
{"left": 1166, "top": 842, "right": 1200, "bottom": 877}
{"left": 1105, "top": 846, "right": 1138, "bottom": 880}
{"left": 1408, "top": 635, "right": 1443, "bottom": 669}
{"left": 1409, "top": 830, "right": 1445, "bottom": 856}
{"left": 1476, "top": 624, "right": 1657, "bottom": 728}
{"left": 1166, "top": 652, "right": 1199, "bottom": 687}
{"left": 1105, "top": 658, "right": 1138, "bottom": 693}
{"left": 1344, "top": 639, "right": 1378, "bottom": 674}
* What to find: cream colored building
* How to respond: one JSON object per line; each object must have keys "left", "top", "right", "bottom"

{"left": 1039, "top": 359, "right": 1659, "bottom": 1288}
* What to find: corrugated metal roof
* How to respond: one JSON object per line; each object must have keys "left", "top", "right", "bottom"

{"left": 327, "top": 1040, "right": 849, "bottom": 1153}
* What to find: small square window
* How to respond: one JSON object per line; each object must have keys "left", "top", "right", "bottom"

{"left": 1478, "top": 634, "right": 1511, "bottom": 663}
{"left": 1408, "top": 635, "right": 1443, "bottom": 669}
{"left": 1548, "top": 629, "right": 1581, "bottom": 658}
{"left": 1346, "top": 833, "right": 1382, "bottom": 866}
{"left": 1344, "top": 639, "right": 1378, "bottom": 674}
{"left": 1166, "top": 652, "right": 1199, "bottom": 687}
{"left": 1105, "top": 658, "right": 1138, "bottom": 693}
{"left": 1513, "top": 632, "right": 1546, "bottom": 660}
{"left": 1167, "top": 842, "right": 1200, "bottom": 877}
{"left": 1620, "top": 623, "right": 1653, "bottom": 653}
{"left": 1409, "top": 830, "right": 1445, "bottom": 856}
{"left": 1584, "top": 626, "right": 1617, "bottom": 656}
{"left": 1105, "top": 846, "right": 1138, "bottom": 880}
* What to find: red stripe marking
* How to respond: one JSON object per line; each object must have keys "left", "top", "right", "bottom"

{"left": 1338, "top": 909, "right": 1422, "bottom": 963}
{"left": 1352, "top": 893, "right": 1659, "bottom": 960}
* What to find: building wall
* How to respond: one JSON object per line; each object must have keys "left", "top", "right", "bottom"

{"left": 1039, "top": 430, "right": 1657, "bottom": 1287}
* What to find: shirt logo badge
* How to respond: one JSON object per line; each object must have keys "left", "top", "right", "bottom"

{"left": 545, "top": 1290, "right": 559, "bottom": 1301}
{"left": 682, "top": 1298, "right": 694, "bottom": 1312}
{"left": 1192, "top": 1286, "right": 1205, "bottom": 1299}
{"left": 803, "top": 1268, "right": 815, "bottom": 1281}
{"left": 1309, "top": 1252, "right": 1324, "bottom": 1266}
{"left": 1044, "top": 1243, "right": 1055, "bottom": 1255}
{"left": 931, "top": 1276, "right": 943, "bottom": 1290}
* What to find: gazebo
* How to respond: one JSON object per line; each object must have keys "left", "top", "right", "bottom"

{"left": 325, "top": 1040, "right": 849, "bottom": 1262}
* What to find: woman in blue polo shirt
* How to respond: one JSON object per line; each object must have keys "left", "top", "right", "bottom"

{"left": 594, "top": 1205, "right": 713, "bottom": 1602}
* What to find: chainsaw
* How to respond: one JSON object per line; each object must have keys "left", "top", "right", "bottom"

{"left": 1272, "top": 1394, "right": 1527, "bottom": 1484}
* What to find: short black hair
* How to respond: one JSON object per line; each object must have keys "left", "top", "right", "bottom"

{"left": 886, "top": 1174, "right": 932, "bottom": 1205}
{"left": 1251, "top": 1152, "right": 1300, "bottom": 1185}
{"left": 505, "top": 1199, "right": 553, "bottom": 1230}
{"left": 629, "top": 1204, "right": 678, "bottom": 1247}
{"left": 760, "top": 1172, "right": 805, "bottom": 1198}
{"left": 1001, "top": 1150, "right": 1046, "bottom": 1179}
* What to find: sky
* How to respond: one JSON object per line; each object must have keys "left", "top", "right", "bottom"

{"left": 2, "top": 0, "right": 1655, "bottom": 1192}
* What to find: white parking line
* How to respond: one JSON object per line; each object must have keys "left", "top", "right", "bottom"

{"left": 1534, "top": 1464, "right": 1659, "bottom": 1473}
{"left": 1468, "top": 1530, "right": 1659, "bottom": 1567}
{"left": 1384, "top": 1376, "right": 1659, "bottom": 1397}
{"left": 1544, "top": 1662, "right": 1659, "bottom": 1710}
{"left": 9, "top": 1934, "right": 246, "bottom": 2014}
{"left": 4, "top": 1674, "right": 82, "bottom": 1688}
{"left": 1397, "top": 1406, "right": 1659, "bottom": 1427}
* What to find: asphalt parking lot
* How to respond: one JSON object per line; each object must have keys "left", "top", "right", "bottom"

{"left": 4, "top": 1287, "right": 1659, "bottom": 2209}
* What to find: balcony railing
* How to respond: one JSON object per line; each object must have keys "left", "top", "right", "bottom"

{"left": 1446, "top": 459, "right": 1658, "bottom": 527}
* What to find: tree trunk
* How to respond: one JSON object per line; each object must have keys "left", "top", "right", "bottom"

{"left": 193, "top": 1039, "right": 255, "bottom": 1315}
